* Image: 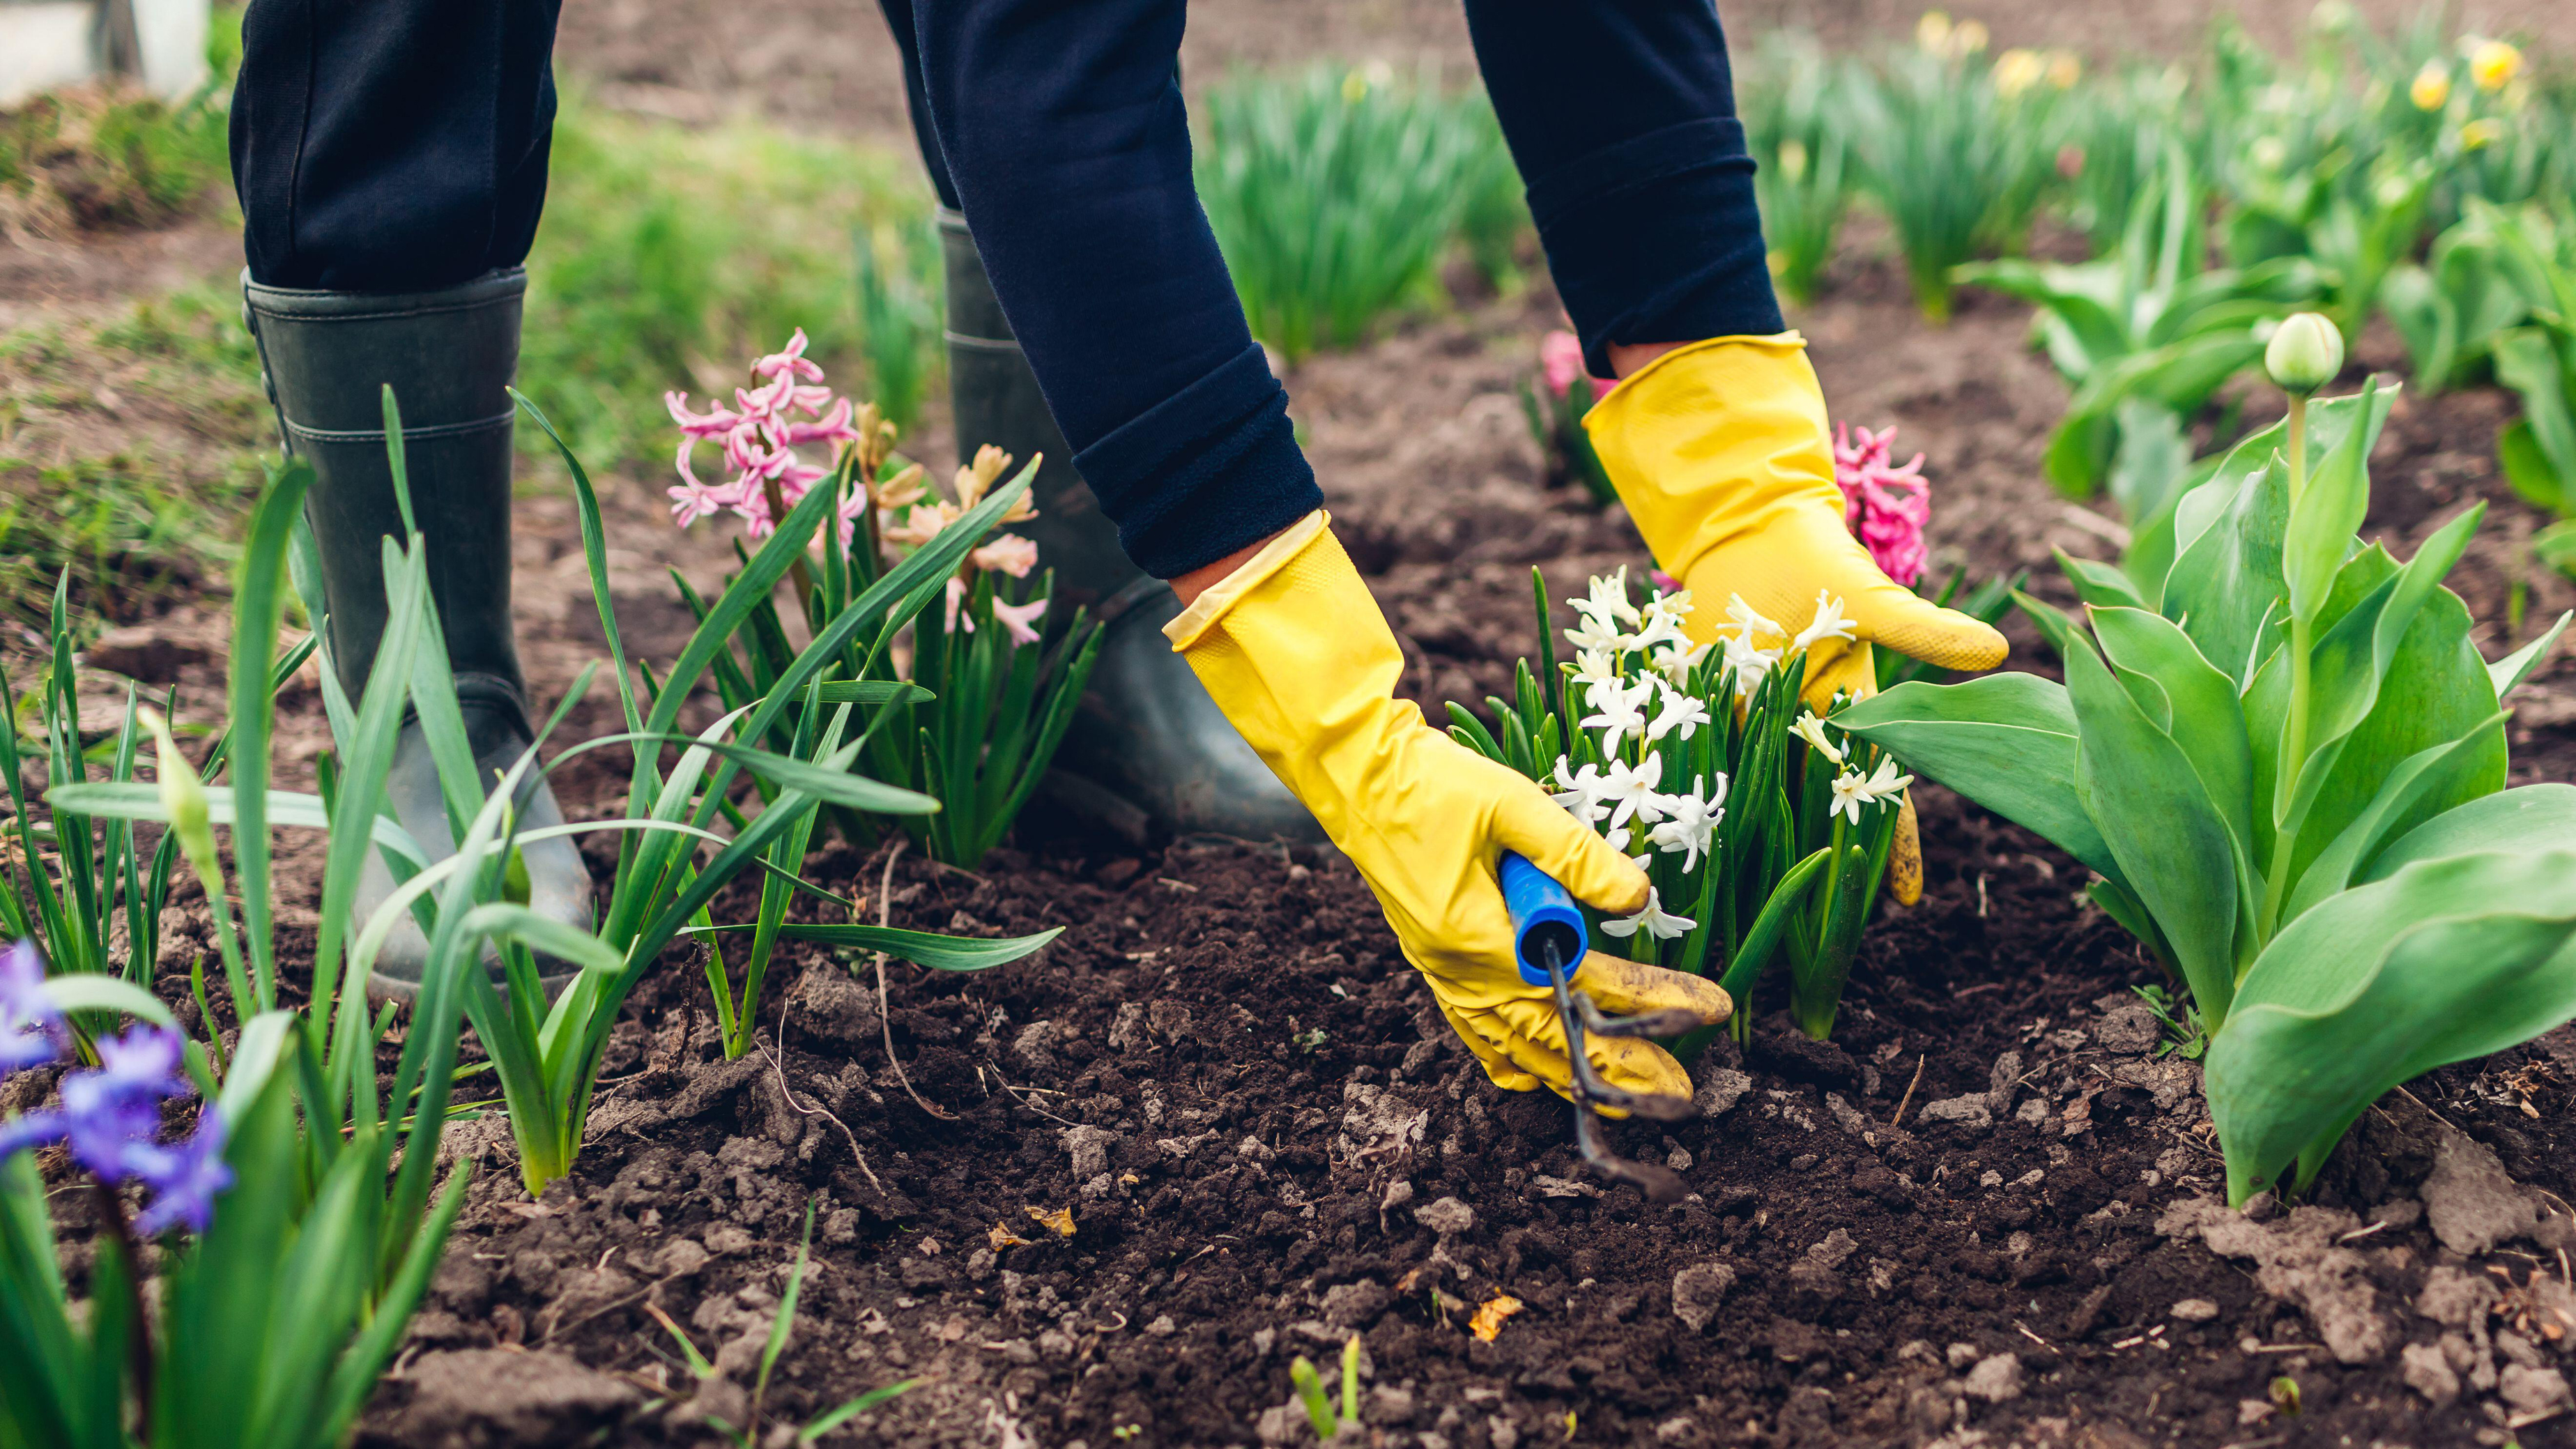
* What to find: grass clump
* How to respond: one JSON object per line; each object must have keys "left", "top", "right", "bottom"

{"left": 1196, "top": 63, "right": 1524, "bottom": 361}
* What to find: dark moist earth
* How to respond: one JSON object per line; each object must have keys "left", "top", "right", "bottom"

{"left": 35, "top": 266, "right": 2570, "bottom": 1449}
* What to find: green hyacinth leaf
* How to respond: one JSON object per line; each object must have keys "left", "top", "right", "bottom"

{"left": 2208, "top": 850, "right": 2576, "bottom": 1204}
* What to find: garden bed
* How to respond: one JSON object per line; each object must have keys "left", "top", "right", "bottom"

{"left": 47, "top": 271, "right": 2570, "bottom": 1448}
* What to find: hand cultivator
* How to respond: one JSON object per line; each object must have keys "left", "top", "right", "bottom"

{"left": 1498, "top": 852, "right": 1699, "bottom": 1202}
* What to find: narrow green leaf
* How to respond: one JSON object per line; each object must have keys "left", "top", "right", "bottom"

{"left": 766, "top": 922, "right": 1062, "bottom": 972}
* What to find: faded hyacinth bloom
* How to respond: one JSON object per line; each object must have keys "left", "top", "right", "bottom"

{"left": 0, "top": 940, "right": 64, "bottom": 1075}
{"left": 1832, "top": 422, "right": 1931, "bottom": 588}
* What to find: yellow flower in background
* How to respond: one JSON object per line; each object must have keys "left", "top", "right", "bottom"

{"left": 2469, "top": 39, "right": 2524, "bottom": 91}
{"left": 2460, "top": 117, "right": 2504, "bottom": 151}
{"left": 1777, "top": 137, "right": 1809, "bottom": 182}
{"left": 2409, "top": 61, "right": 2451, "bottom": 111}
{"left": 1341, "top": 68, "right": 1368, "bottom": 105}
{"left": 1916, "top": 10, "right": 1954, "bottom": 54}
{"left": 1953, "top": 18, "right": 1990, "bottom": 54}
{"left": 2046, "top": 50, "right": 2083, "bottom": 89}
{"left": 1993, "top": 47, "right": 2046, "bottom": 99}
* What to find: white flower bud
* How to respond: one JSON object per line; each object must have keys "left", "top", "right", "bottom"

{"left": 2264, "top": 313, "right": 2345, "bottom": 395}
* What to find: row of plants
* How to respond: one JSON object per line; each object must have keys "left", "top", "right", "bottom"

{"left": 0, "top": 325, "right": 1100, "bottom": 1438}
{"left": 1736, "top": 9, "right": 2576, "bottom": 580}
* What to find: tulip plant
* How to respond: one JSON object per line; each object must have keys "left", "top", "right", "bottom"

{"left": 2380, "top": 201, "right": 2533, "bottom": 394}
{"left": 2481, "top": 203, "right": 2576, "bottom": 576}
{"left": 1839, "top": 316, "right": 2576, "bottom": 1204}
{"left": 1957, "top": 144, "right": 2322, "bottom": 502}
{"left": 1449, "top": 568, "right": 1908, "bottom": 1041}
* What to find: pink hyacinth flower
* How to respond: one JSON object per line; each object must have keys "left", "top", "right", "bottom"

{"left": 1832, "top": 422, "right": 1933, "bottom": 589}
{"left": 753, "top": 328, "right": 825, "bottom": 384}
{"left": 1540, "top": 330, "right": 1584, "bottom": 398}
{"left": 666, "top": 391, "right": 742, "bottom": 438}
{"left": 785, "top": 395, "right": 859, "bottom": 449}
{"left": 971, "top": 535, "right": 1041, "bottom": 578}
{"left": 992, "top": 596, "right": 1049, "bottom": 647}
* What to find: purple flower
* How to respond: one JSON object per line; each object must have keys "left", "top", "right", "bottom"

{"left": 0, "top": 1107, "right": 66, "bottom": 1162}
{"left": 128, "top": 1112, "right": 231, "bottom": 1236}
{"left": 0, "top": 939, "right": 63, "bottom": 1077}
{"left": 57, "top": 1025, "right": 189, "bottom": 1179}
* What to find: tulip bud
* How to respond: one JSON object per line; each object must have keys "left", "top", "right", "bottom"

{"left": 2410, "top": 61, "right": 2451, "bottom": 112}
{"left": 2264, "top": 314, "right": 2345, "bottom": 395}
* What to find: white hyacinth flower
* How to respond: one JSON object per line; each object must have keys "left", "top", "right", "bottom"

{"left": 1647, "top": 774, "right": 1726, "bottom": 871}
{"left": 1581, "top": 676, "right": 1657, "bottom": 758}
{"left": 1549, "top": 756, "right": 1611, "bottom": 826}
{"left": 1572, "top": 567, "right": 1642, "bottom": 627}
{"left": 1652, "top": 638, "right": 1710, "bottom": 689}
{"left": 1828, "top": 756, "right": 1914, "bottom": 825}
{"left": 1570, "top": 647, "right": 1622, "bottom": 693}
{"left": 1791, "top": 590, "right": 1858, "bottom": 654}
{"left": 1721, "top": 634, "right": 1782, "bottom": 698}
{"left": 1563, "top": 611, "right": 1627, "bottom": 657}
{"left": 1595, "top": 753, "right": 1669, "bottom": 831}
{"left": 1719, "top": 593, "right": 1785, "bottom": 645}
{"left": 1645, "top": 683, "right": 1711, "bottom": 744}
{"left": 1602, "top": 886, "right": 1696, "bottom": 941}
{"left": 1788, "top": 710, "right": 1846, "bottom": 767}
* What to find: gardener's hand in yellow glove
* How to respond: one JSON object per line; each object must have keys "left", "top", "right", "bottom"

{"left": 1584, "top": 334, "right": 2007, "bottom": 707}
{"left": 1166, "top": 513, "right": 1731, "bottom": 1101}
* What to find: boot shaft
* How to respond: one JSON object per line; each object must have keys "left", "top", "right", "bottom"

{"left": 243, "top": 270, "right": 527, "bottom": 711}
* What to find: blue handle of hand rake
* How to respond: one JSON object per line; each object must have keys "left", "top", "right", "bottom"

{"left": 1498, "top": 851, "right": 1587, "bottom": 988}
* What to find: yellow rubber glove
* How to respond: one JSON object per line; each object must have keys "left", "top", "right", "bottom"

{"left": 1165, "top": 512, "right": 1732, "bottom": 1100}
{"left": 1583, "top": 333, "right": 2008, "bottom": 707}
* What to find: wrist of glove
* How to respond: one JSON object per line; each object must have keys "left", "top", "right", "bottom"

{"left": 1583, "top": 333, "right": 2008, "bottom": 707}
{"left": 1165, "top": 513, "right": 1731, "bottom": 1101}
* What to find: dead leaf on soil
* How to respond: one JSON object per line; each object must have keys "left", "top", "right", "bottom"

{"left": 1469, "top": 1294, "right": 1522, "bottom": 1342}
{"left": 990, "top": 1222, "right": 1032, "bottom": 1252}
{"left": 1027, "top": 1204, "right": 1075, "bottom": 1238}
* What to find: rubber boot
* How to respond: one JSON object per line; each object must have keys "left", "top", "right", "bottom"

{"left": 243, "top": 269, "right": 594, "bottom": 1000}
{"left": 938, "top": 210, "right": 1321, "bottom": 843}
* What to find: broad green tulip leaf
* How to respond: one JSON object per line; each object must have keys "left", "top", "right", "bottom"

{"left": 2208, "top": 850, "right": 2576, "bottom": 1202}
{"left": 2165, "top": 389, "right": 2377, "bottom": 597}
{"left": 2497, "top": 420, "right": 2569, "bottom": 516}
{"left": 2106, "top": 400, "right": 2193, "bottom": 555}
{"left": 2279, "top": 712, "right": 2509, "bottom": 924}
{"left": 2276, "top": 504, "right": 2483, "bottom": 834}
{"left": 2363, "top": 783, "right": 2576, "bottom": 882}
{"left": 2271, "top": 582, "right": 2506, "bottom": 907}
{"left": 2087, "top": 875, "right": 2177, "bottom": 973}
{"left": 2048, "top": 332, "right": 2270, "bottom": 494}
{"left": 2490, "top": 611, "right": 2571, "bottom": 698}
{"left": 1832, "top": 675, "right": 2122, "bottom": 886}
{"left": 2062, "top": 637, "right": 2242, "bottom": 1024}
{"left": 2282, "top": 382, "right": 2394, "bottom": 627}
{"left": 2539, "top": 520, "right": 2576, "bottom": 580}
{"left": 2494, "top": 330, "right": 2576, "bottom": 512}
{"left": 2091, "top": 606, "right": 2255, "bottom": 889}
{"left": 772, "top": 922, "right": 1064, "bottom": 972}
{"left": 2057, "top": 548, "right": 2147, "bottom": 611}
{"left": 2164, "top": 450, "right": 2291, "bottom": 685}
{"left": 2010, "top": 590, "right": 2085, "bottom": 664}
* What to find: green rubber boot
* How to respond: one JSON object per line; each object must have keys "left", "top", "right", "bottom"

{"left": 938, "top": 210, "right": 1321, "bottom": 844}
{"left": 243, "top": 269, "right": 594, "bottom": 999}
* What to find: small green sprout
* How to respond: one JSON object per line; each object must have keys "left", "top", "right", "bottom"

{"left": 1287, "top": 1334, "right": 1363, "bottom": 1441}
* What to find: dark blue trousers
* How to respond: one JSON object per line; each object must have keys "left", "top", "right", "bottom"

{"left": 232, "top": 0, "right": 1779, "bottom": 578}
